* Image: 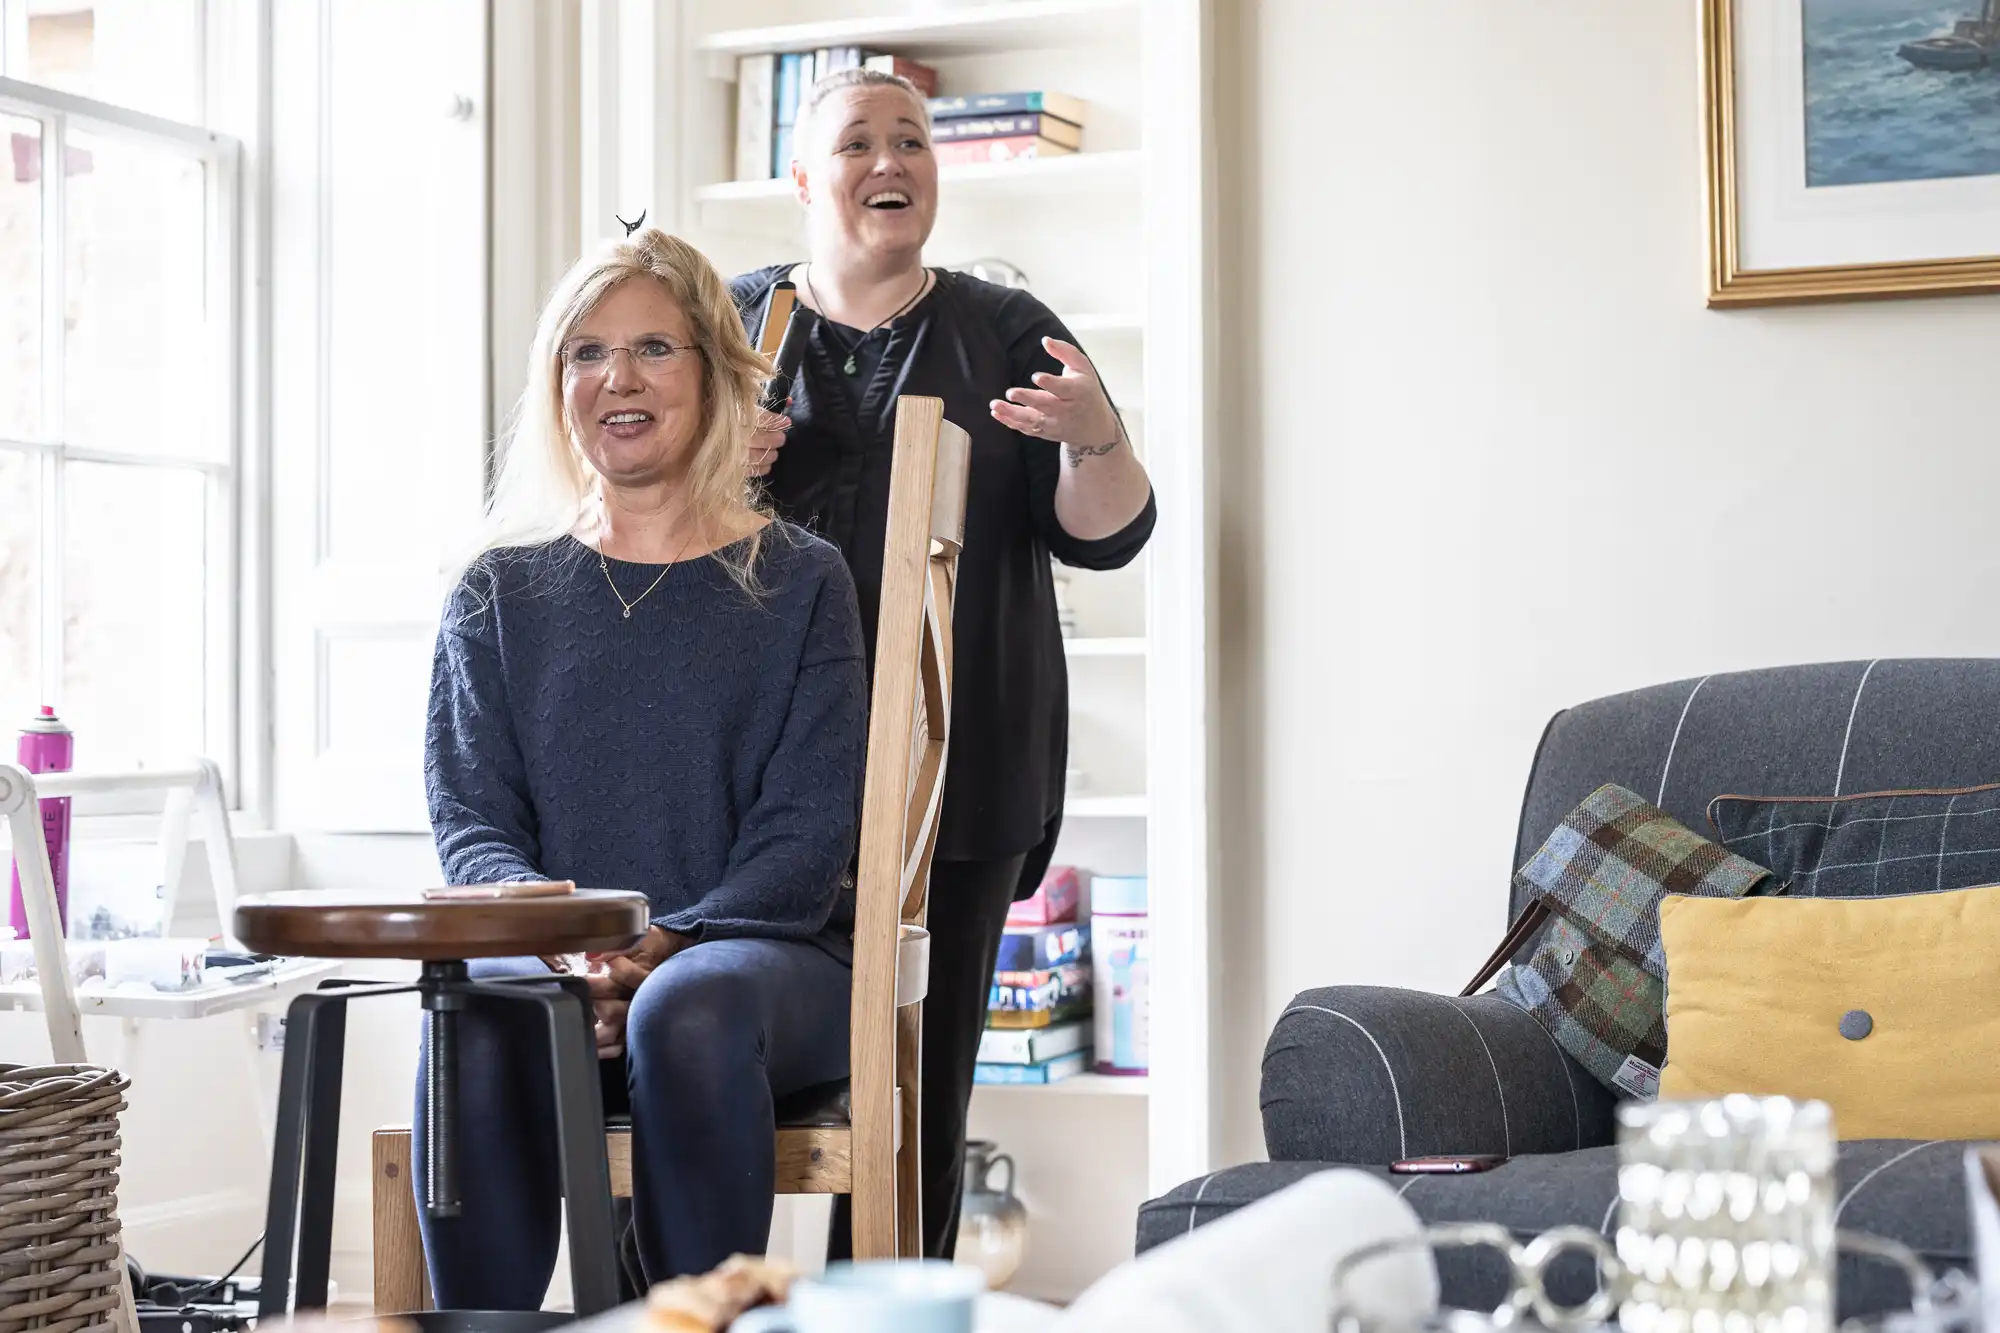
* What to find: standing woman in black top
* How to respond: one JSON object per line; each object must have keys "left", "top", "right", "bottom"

{"left": 729, "top": 66, "right": 1156, "bottom": 1259}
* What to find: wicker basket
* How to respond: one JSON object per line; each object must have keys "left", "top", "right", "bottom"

{"left": 0, "top": 1064, "right": 132, "bottom": 1333}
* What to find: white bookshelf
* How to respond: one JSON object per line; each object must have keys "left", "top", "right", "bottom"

{"left": 1056, "top": 312, "right": 1144, "bottom": 338}
{"left": 576, "top": 0, "right": 1213, "bottom": 1301}
{"left": 1065, "top": 795, "right": 1147, "bottom": 818}
{"left": 694, "top": 0, "right": 1142, "bottom": 59}
{"left": 1063, "top": 635, "right": 1146, "bottom": 658}
{"left": 976, "top": 1072, "right": 1150, "bottom": 1098}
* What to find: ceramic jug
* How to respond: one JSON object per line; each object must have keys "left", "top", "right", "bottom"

{"left": 954, "top": 1139, "right": 1029, "bottom": 1289}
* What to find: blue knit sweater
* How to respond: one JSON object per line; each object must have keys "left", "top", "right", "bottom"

{"left": 423, "top": 524, "right": 867, "bottom": 960}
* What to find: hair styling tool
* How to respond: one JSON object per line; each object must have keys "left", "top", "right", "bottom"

{"left": 756, "top": 281, "right": 815, "bottom": 415}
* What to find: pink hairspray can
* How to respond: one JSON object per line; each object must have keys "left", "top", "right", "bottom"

{"left": 8, "top": 706, "right": 75, "bottom": 940}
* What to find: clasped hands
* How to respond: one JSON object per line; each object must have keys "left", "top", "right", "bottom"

{"left": 556, "top": 924, "right": 693, "bottom": 1059}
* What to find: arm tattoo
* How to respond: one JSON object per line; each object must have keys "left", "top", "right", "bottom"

{"left": 1063, "top": 437, "right": 1122, "bottom": 468}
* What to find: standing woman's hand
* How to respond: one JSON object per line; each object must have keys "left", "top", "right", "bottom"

{"left": 990, "top": 336, "right": 1124, "bottom": 462}
{"left": 748, "top": 408, "right": 792, "bottom": 479}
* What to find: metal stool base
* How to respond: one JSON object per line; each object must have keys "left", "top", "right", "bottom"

{"left": 256, "top": 964, "right": 621, "bottom": 1319}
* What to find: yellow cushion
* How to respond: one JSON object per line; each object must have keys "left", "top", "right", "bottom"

{"left": 1657, "top": 883, "right": 2000, "bottom": 1140}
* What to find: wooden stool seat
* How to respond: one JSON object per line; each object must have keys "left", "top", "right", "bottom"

{"left": 232, "top": 887, "right": 650, "bottom": 960}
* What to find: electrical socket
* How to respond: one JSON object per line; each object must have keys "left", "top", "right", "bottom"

{"left": 255, "top": 1013, "right": 286, "bottom": 1052}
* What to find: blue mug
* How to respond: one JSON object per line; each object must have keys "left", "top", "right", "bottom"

{"left": 728, "top": 1260, "right": 986, "bottom": 1333}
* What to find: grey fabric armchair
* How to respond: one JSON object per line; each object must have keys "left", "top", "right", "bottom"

{"left": 1140, "top": 659, "right": 1997, "bottom": 1320}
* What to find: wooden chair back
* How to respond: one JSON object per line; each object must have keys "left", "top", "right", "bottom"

{"left": 849, "top": 394, "right": 969, "bottom": 1257}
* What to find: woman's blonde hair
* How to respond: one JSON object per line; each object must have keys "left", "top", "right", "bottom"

{"left": 468, "top": 227, "right": 773, "bottom": 592}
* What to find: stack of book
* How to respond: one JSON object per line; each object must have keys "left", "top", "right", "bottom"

{"left": 974, "top": 866, "right": 1092, "bottom": 1085}
{"left": 925, "top": 91, "right": 1089, "bottom": 166}
{"left": 733, "top": 50, "right": 941, "bottom": 182}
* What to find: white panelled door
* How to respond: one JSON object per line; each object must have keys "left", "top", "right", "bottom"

{"left": 272, "top": 0, "right": 489, "bottom": 832}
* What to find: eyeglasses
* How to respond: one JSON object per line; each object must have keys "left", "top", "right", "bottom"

{"left": 560, "top": 337, "right": 699, "bottom": 378}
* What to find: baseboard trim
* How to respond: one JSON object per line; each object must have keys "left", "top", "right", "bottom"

{"left": 119, "top": 1181, "right": 375, "bottom": 1233}
{"left": 122, "top": 1187, "right": 264, "bottom": 1233}
{"left": 123, "top": 1183, "right": 371, "bottom": 1301}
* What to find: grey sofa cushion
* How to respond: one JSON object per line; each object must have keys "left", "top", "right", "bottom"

{"left": 1511, "top": 660, "right": 2000, "bottom": 929}
{"left": 1709, "top": 783, "right": 2000, "bottom": 897}
{"left": 1137, "top": 1141, "right": 1969, "bottom": 1322}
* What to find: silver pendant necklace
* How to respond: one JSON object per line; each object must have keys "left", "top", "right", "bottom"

{"left": 597, "top": 509, "right": 699, "bottom": 619}
{"left": 805, "top": 265, "right": 930, "bottom": 376}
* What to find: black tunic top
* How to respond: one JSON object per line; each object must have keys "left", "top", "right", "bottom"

{"left": 729, "top": 264, "right": 1156, "bottom": 887}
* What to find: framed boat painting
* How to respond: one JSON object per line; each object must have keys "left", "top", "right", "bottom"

{"left": 1701, "top": 0, "right": 2000, "bottom": 305}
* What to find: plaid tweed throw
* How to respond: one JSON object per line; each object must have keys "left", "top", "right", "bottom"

{"left": 1462, "top": 783, "right": 1780, "bottom": 1098}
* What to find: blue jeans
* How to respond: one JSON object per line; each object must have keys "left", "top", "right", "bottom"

{"left": 412, "top": 939, "right": 852, "bottom": 1308}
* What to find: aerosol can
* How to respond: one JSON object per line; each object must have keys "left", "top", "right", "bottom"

{"left": 8, "top": 706, "right": 74, "bottom": 940}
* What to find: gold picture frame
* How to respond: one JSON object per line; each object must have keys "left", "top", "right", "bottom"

{"left": 1701, "top": 0, "right": 2000, "bottom": 308}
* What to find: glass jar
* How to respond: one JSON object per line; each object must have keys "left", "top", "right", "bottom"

{"left": 1616, "top": 1095, "right": 1837, "bottom": 1333}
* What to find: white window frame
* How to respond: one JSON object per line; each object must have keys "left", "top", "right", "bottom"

{"left": 0, "top": 2, "right": 267, "bottom": 829}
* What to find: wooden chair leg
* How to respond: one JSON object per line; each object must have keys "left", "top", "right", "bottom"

{"left": 371, "top": 1129, "right": 431, "bottom": 1313}
{"left": 895, "top": 1005, "right": 924, "bottom": 1259}
{"left": 851, "top": 1162, "right": 895, "bottom": 1259}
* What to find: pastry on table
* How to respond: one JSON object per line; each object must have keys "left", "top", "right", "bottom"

{"left": 644, "top": 1254, "right": 799, "bottom": 1332}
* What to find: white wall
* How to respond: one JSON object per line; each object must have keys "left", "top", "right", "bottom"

{"left": 1213, "top": 0, "right": 2000, "bottom": 1166}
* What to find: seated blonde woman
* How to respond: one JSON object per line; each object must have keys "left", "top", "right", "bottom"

{"left": 417, "top": 228, "right": 866, "bottom": 1304}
